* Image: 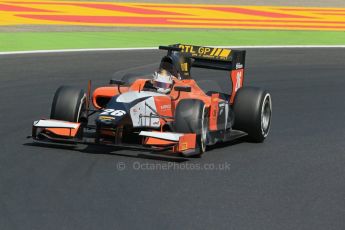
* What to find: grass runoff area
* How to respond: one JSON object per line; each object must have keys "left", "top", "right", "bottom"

{"left": 1, "top": 30, "right": 345, "bottom": 51}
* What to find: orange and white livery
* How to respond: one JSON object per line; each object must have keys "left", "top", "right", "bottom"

{"left": 31, "top": 44, "right": 272, "bottom": 157}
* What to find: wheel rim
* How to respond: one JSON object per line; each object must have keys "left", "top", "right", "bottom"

{"left": 200, "top": 106, "right": 208, "bottom": 152}
{"left": 261, "top": 94, "right": 272, "bottom": 137}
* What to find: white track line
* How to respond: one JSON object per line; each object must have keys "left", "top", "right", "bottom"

{"left": 0, "top": 45, "right": 344, "bottom": 55}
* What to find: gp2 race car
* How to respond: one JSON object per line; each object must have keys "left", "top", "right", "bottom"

{"left": 31, "top": 44, "right": 272, "bottom": 157}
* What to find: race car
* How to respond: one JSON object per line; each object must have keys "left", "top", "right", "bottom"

{"left": 31, "top": 44, "right": 272, "bottom": 157}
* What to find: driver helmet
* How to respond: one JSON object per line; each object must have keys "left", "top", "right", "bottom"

{"left": 152, "top": 69, "right": 174, "bottom": 94}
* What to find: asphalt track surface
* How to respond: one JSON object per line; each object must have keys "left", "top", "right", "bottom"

{"left": 0, "top": 48, "right": 344, "bottom": 230}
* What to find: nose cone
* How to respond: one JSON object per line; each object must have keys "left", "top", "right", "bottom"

{"left": 95, "top": 91, "right": 168, "bottom": 128}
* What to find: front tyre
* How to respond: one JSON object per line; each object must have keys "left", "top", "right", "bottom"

{"left": 233, "top": 87, "right": 272, "bottom": 142}
{"left": 173, "top": 99, "right": 208, "bottom": 156}
{"left": 50, "top": 86, "right": 86, "bottom": 122}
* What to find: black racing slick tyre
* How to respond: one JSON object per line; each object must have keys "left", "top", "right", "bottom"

{"left": 50, "top": 86, "right": 86, "bottom": 122}
{"left": 233, "top": 87, "right": 272, "bottom": 142}
{"left": 173, "top": 99, "right": 208, "bottom": 156}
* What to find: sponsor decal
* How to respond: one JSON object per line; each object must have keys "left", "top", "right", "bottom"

{"left": 160, "top": 104, "right": 171, "bottom": 111}
{"left": 180, "top": 143, "right": 188, "bottom": 151}
{"left": 98, "top": 116, "right": 115, "bottom": 121}
{"left": 236, "top": 63, "right": 243, "bottom": 69}
{"left": 178, "top": 45, "right": 231, "bottom": 60}
{"left": 235, "top": 71, "right": 242, "bottom": 92}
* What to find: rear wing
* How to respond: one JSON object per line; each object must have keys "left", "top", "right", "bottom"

{"left": 159, "top": 44, "right": 246, "bottom": 102}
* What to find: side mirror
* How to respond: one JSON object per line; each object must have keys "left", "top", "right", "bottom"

{"left": 109, "top": 79, "right": 125, "bottom": 94}
{"left": 174, "top": 86, "right": 191, "bottom": 92}
{"left": 109, "top": 79, "right": 125, "bottom": 85}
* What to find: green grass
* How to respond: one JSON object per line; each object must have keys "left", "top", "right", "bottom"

{"left": 0, "top": 30, "right": 344, "bottom": 51}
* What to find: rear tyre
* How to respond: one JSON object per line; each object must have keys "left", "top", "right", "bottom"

{"left": 173, "top": 99, "right": 208, "bottom": 156}
{"left": 50, "top": 86, "right": 86, "bottom": 122}
{"left": 233, "top": 87, "right": 272, "bottom": 142}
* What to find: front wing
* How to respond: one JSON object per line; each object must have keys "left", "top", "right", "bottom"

{"left": 31, "top": 119, "right": 197, "bottom": 155}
